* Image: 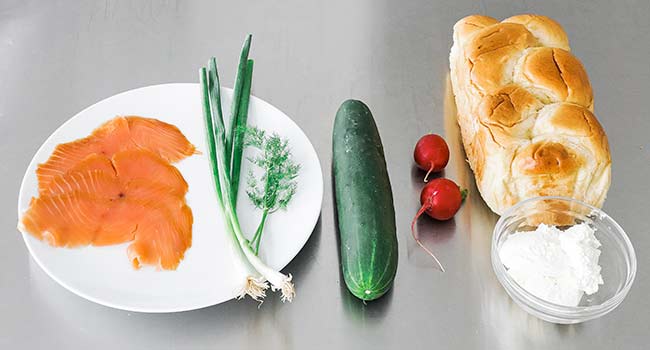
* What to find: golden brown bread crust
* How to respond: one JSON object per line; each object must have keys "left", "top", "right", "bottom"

{"left": 449, "top": 14, "right": 611, "bottom": 214}
{"left": 503, "top": 14, "right": 569, "bottom": 50}
{"left": 516, "top": 47, "right": 594, "bottom": 108}
{"left": 466, "top": 23, "right": 537, "bottom": 94}
{"left": 453, "top": 15, "right": 499, "bottom": 42}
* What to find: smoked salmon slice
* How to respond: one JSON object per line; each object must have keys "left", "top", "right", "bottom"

{"left": 113, "top": 149, "right": 188, "bottom": 197}
{"left": 36, "top": 116, "right": 196, "bottom": 194}
{"left": 68, "top": 154, "right": 116, "bottom": 175}
{"left": 21, "top": 116, "right": 196, "bottom": 270}
{"left": 127, "top": 202, "right": 193, "bottom": 270}
{"left": 21, "top": 181, "right": 193, "bottom": 266}
{"left": 126, "top": 117, "right": 198, "bottom": 163}
{"left": 41, "top": 150, "right": 188, "bottom": 197}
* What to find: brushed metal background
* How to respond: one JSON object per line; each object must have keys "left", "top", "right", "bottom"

{"left": 1, "top": 1, "right": 648, "bottom": 348}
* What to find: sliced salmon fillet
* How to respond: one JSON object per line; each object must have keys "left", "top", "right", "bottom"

{"left": 126, "top": 117, "right": 198, "bottom": 162}
{"left": 68, "top": 154, "right": 116, "bottom": 175}
{"left": 113, "top": 149, "right": 188, "bottom": 196}
{"left": 21, "top": 190, "right": 191, "bottom": 252}
{"left": 94, "top": 184, "right": 192, "bottom": 250}
{"left": 127, "top": 203, "right": 193, "bottom": 270}
{"left": 42, "top": 150, "right": 187, "bottom": 197}
{"left": 21, "top": 169, "right": 193, "bottom": 268}
{"left": 44, "top": 170, "right": 121, "bottom": 197}
{"left": 21, "top": 193, "right": 111, "bottom": 247}
{"left": 22, "top": 116, "right": 195, "bottom": 270}
{"left": 36, "top": 138, "right": 105, "bottom": 193}
{"left": 36, "top": 116, "right": 196, "bottom": 193}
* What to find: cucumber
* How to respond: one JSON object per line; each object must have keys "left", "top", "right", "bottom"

{"left": 332, "top": 99, "right": 398, "bottom": 301}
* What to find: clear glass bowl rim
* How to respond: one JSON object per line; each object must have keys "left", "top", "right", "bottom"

{"left": 491, "top": 196, "right": 637, "bottom": 322}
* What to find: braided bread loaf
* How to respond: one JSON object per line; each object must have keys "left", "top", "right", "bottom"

{"left": 449, "top": 14, "right": 611, "bottom": 215}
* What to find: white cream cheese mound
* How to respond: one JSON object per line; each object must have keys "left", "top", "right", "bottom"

{"left": 499, "top": 223, "right": 604, "bottom": 307}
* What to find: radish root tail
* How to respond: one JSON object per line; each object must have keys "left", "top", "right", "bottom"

{"left": 423, "top": 163, "right": 434, "bottom": 183}
{"left": 411, "top": 205, "right": 445, "bottom": 272}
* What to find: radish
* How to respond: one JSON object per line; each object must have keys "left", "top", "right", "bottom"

{"left": 411, "top": 178, "right": 467, "bottom": 271}
{"left": 414, "top": 134, "right": 449, "bottom": 182}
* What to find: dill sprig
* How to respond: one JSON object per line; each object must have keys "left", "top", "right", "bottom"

{"left": 244, "top": 126, "right": 300, "bottom": 254}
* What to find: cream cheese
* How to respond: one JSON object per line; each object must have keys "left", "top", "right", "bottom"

{"left": 499, "top": 223, "right": 604, "bottom": 307}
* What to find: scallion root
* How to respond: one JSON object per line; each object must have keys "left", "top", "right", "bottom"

{"left": 237, "top": 276, "right": 269, "bottom": 301}
{"left": 276, "top": 274, "right": 295, "bottom": 302}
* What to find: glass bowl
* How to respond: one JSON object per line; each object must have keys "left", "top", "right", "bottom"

{"left": 491, "top": 196, "right": 637, "bottom": 324}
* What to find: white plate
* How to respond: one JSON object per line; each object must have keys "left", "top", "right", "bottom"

{"left": 17, "top": 84, "right": 323, "bottom": 313}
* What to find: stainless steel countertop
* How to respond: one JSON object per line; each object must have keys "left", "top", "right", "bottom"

{"left": 1, "top": 1, "right": 649, "bottom": 348}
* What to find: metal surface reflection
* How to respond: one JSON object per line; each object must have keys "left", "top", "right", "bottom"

{"left": 2, "top": 1, "right": 648, "bottom": 349}
{"left": 443, "top": 74, "right": 584, "bottom": 347}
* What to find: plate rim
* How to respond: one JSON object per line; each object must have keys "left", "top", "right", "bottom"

{"left": 16, "top": 83, "right": 323, "bottom": 313}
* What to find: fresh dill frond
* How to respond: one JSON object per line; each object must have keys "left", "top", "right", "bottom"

{"left": 244, "top": 126, "right": 300, "bottom": 254}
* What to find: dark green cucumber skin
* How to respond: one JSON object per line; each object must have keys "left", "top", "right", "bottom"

{"left": 333, "top": 99, "right": 398, "bottom": 301}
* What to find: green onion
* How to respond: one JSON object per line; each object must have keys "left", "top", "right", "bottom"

{"left": 207, "top": 58, "right": 230, "bottom": 178}
{"left": 226, "top": 34, "right": 252, "bottom": 154}
{"left": 201, "top": 67, "right": 268, "bottom": 300}
{"left": 200, "top": 40, "right": 295, "bottom": 302}
{"left": 229, "top": 58, "right": 254, "bottom": 205}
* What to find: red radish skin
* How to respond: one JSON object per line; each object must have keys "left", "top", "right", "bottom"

{"left": 414, "top": 134, "right": 450, "bottom": 182}
{"left": 411, "top": 178, "right": 466, "bottom": 271}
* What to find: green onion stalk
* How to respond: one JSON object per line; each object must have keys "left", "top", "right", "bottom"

{"left": 199, "top": 40, "right": 294, "bottom": 302}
